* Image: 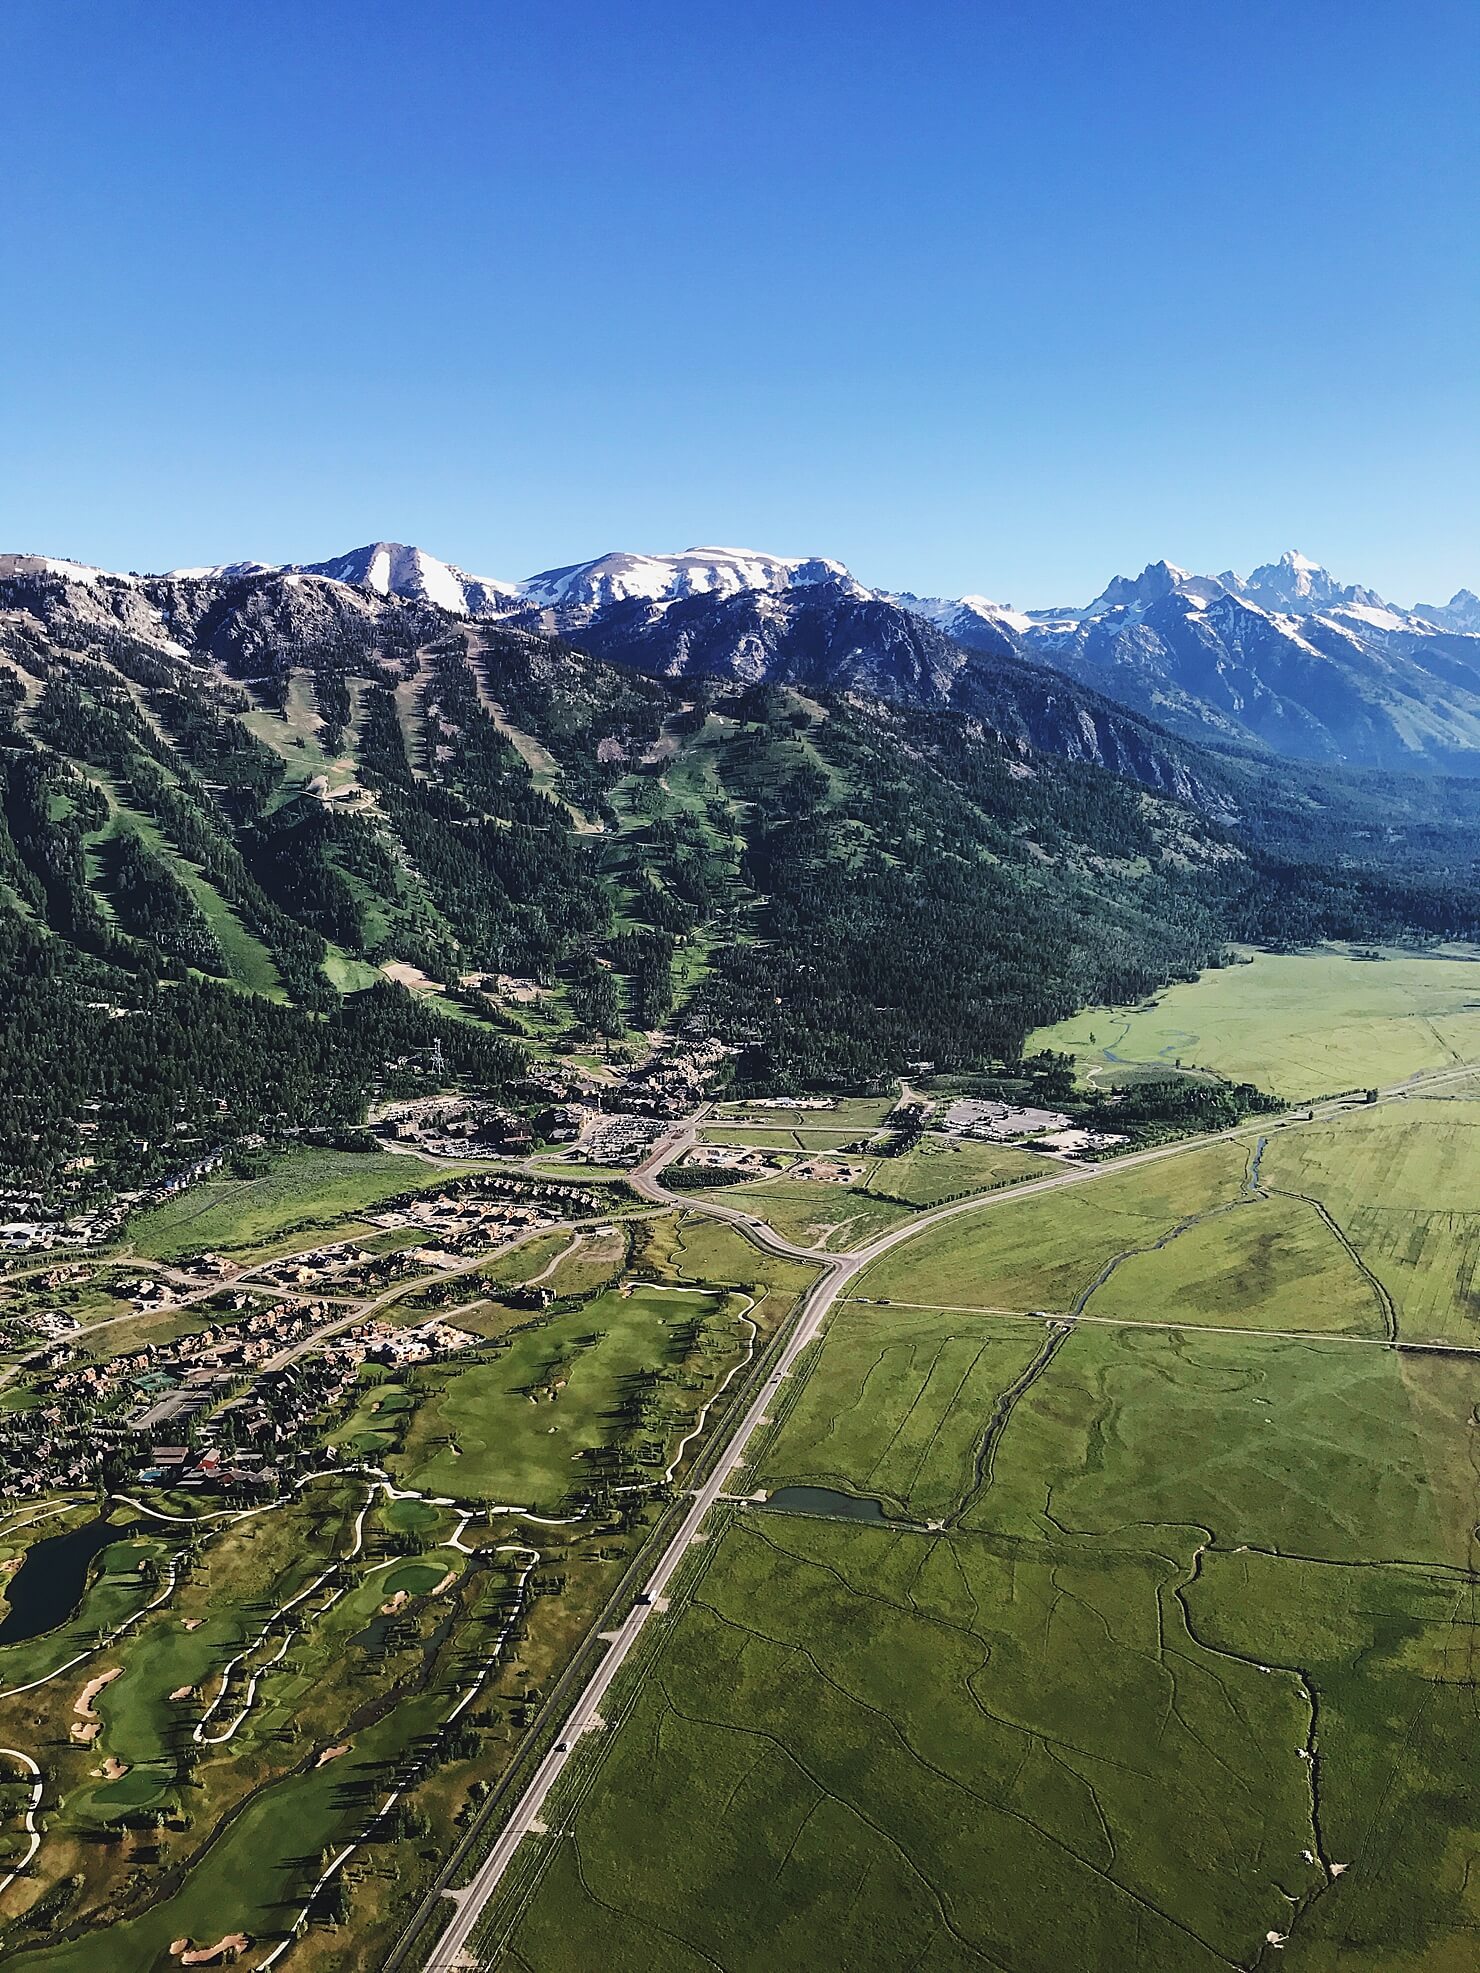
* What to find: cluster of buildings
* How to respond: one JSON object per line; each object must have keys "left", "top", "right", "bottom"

{"left": 0, "top": 1285, "right": 485, "bottom": 1501}
{"left": 935, "top": 1097, "right": 1124, "bottom": 1156}
{"left": 941, "top": 1097, "right": 1075, "bottom": 1140}
{"left": 573, "top": 1115, "right": 666, "bottom": 1167}
{"left": 0, "top": 1147, "right": 228, "bottom": 1254}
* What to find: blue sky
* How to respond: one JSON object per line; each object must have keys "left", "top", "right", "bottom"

{"left": 3, "top": 0, "right": 1477, "bottom": 606}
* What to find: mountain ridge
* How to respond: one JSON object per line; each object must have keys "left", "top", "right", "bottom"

{"left": 12, "top": 538, "right": 1480, "bottom": 773}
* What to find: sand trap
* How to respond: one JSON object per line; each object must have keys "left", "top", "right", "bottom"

{"left": 93, "top": 1756, "right": 130, "bottom": 1780}
{"left": 169, "top": 1684, "right": 196, "bottom": 1702}
{"left": 380, "top": 1588, "right": 410, "bottom": 1616}
{"left": 182, "top": 1619, "right": 203, "bottom": 1632}
{"left": 71, "top": 1666, "right": 121, "bottom": 1740}
{"left": 174, "top": 1937, "right": 251, "bottom": 1966}
{"left": 316, "top": 1742, "right": 350, "bottom": 1767}
{"left": 430, "top": 1568, "right": 457, "bottom": 1595}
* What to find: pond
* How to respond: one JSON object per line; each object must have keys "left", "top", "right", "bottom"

{"left": 761, "top": 1485, "right": 890, "bottom": 1523}
{"left": 0, "top": 1514, "right": 145, "bottom": 1647}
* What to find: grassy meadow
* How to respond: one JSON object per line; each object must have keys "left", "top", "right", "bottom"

{"left": 1028, "top": 943, "right": 1480, "bottom": 1097}
{"left": 396, "top": 1283, "right": 734, "bottom": 1508}
{"left": 127, "top": 1147, "right": 489, "bottom": 1260}
{"left": 483, "top": 1087, "right": 1480, "bottom": 1973}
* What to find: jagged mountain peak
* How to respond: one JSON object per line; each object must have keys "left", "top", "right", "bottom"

{"left": 1225, "top": 550, "right": 1385, "bottom": 616}
{"left": 1414, "top": 587, "right": 1480, "bottom": 634}
{"left": 1084, "top": 560, "right": 1216, "bottom": 613}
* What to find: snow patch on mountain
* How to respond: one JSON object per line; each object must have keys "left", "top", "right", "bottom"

{"left": 0, "top": 553, "right": 142, "bottom": 587}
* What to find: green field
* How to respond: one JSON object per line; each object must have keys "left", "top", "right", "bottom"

{"left": 397, "top": 1283, "right": 739, "bottom": 1508}
{"left": 865, "top": 1133, "right": 1047, "bottom": 1206}
{"left": 698, "top": 1125, "right": 877, "bottom": 1152}
{"left": 127, "top": 1148, "right": 488, "bottom": 1259}
{"left": 485, "top": 1092, "right": 1480, "bottom": 1973}
{"left": 858, "top": 1138, "right": 1254, "bottom": 1311}
{"left": 712, "top": 1177, "right": 911, "bottom": 1251}
{"left": 1029, "top": 943, "right": 1480, "bottom": 1097}
{"left": 703, "top": 1137, "right": 1047, "bottom": 1253}
{"left": 1257, "top": 1095, "right": 1480, "bottom": 1344}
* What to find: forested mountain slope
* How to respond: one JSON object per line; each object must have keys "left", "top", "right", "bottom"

{"left": 2, "top": 557, "right": 1478, "bottom": 1219}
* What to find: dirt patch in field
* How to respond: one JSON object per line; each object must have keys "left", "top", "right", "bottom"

{"left": 380, "top": 960, "right": 443, "bottom": 996}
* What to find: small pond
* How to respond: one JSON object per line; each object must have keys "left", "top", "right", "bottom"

{"left": 0, "top": 1516, "right": 144, "bottom": 1647}
{"left": 761, "top": 1486, "right": 890, "bottom": 1522}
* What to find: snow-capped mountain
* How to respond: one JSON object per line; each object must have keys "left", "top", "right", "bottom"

{"left": 525, "top": 544, "right": 1480, "bottom": 771}
{"left": 1219, "top": 549, "right": 1385, "bottom": 616}
{"left": 955, "top": 553, "right": 1480, "bottom": 770}
{"left": 16, "top": 535, "right": 1480, "bottom": 772}
{"left": 295, "top": 543, "right": 519, "bottom": 615}
{"left": 1414, "top": 588, "right": 1480, "bottom": 634}
{"left": 517, "top": 546, "right": 864, "bottom": 618}
{"left": 166, "top": 542, "right": 517, "bottom": 616}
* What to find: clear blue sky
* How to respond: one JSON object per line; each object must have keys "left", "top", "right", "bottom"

{"left": 3, "top": 0, "right": 1477, "bottom": 606}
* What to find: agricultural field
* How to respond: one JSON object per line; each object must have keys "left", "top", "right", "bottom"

{"left": 1029, "top": 941, "right": 1480, "bottom": 1097}
{"left": 479, "top": 1089, "right": 1480, "bottom": 1973}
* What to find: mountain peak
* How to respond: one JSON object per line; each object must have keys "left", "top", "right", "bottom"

{"left": 1229, "top": 551, "right": 1384, "bottom": 616}
{"left": 296, "top": 542, "right": 518, "bottom": 614}
{"left": 517, "top": 546, "right": 864, "bottom": 615}
{"left": 1085, "top": 560, "right": 1211, "bottom": 613}
{"left": 1414, "top": 586, "right": 1480, "bottom": 633}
